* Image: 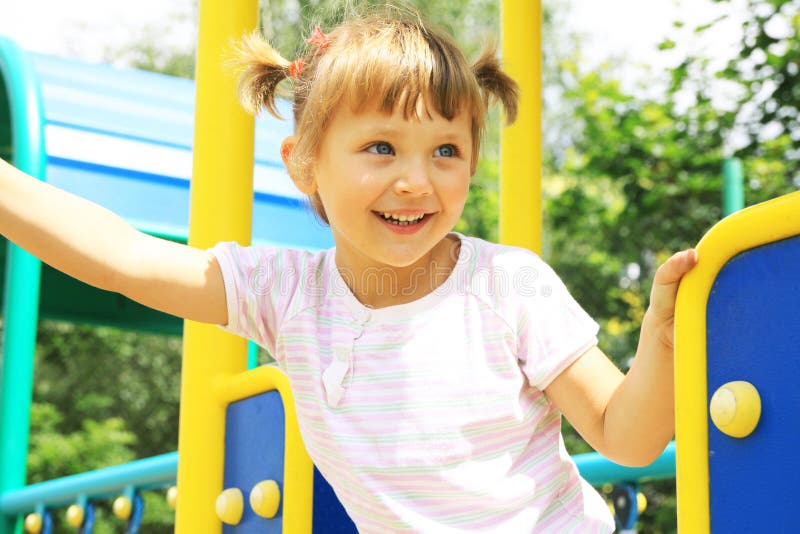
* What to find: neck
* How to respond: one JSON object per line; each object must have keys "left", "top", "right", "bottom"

{"left": 338, "top": 235, "right": 460, "bottom": 309}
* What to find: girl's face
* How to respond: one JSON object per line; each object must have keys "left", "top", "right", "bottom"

{"left": 288, "top": 98, "right": 472, "bottom": 279}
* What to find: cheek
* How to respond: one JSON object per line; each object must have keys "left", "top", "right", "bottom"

{"left": 451, "top": 174, "right": 472, "bottom": 205}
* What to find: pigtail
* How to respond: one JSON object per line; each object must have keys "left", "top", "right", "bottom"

{"left": 472, "top": 47, "right": 519, "bottom": 125}
{"left": 230, "top": 31, "right": 293, "bottom": 118}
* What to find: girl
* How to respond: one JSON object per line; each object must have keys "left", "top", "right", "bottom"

{"left": 0, "top": 4, "right": 697, "bottom": 532}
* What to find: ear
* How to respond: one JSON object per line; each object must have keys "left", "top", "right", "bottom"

{"left": 281, "top": 136, "right": 317, "bottom": 195}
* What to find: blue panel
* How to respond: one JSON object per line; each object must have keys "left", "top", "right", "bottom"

{"left": 27, "top": 49, "right": 334, "bottom": 250}
{"left": 31, "top": 51, "right": 294, "bottom": 163}
{"left": 224, "top": 391, "right": 285, "bottom": 533}
{"left": 707, "top": 235, "right": 800, "bottom": 532}
{"left": 45, "top": 159, "right": 191, "bottom": 237}
{"left": 45, "top": 158, "right": 334, "bottom": 250}
{"left": 32, "top": 53, "right": 196, "bottom": 147}
{"left": 312, "top": 468, "right": 358, "bottom": 533}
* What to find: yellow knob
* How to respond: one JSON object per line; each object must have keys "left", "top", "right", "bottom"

{"left": 710, "top": 380, "right": 761, "bottom": 438}
{"left": 23, "top": 513, "right": 42, "bottom": 534}
{"left": 637, "top": 492, "right": 647, "bottom": 514}
{"left": 113, "top": 496, "right": 132, "bottom": 520}
{"left": 66, "top": 504, "right": 84, "bottom": 527}
{"left": 215, "top": 488, "right": 244, "bottom": 525}
{"left": 249, "top": 480, "right": 281, "bottom": 519}
{"left": 166, "top": 486, "right": 178, "bottom": 509}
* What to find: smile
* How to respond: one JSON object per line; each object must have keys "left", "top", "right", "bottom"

{"left": 376, "top": 212, "right": 428, "bottom": 226}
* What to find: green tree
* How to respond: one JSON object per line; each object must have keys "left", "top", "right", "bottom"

{"left": 545, "top": 2, "right": 799, "bottom": 532}
{"left": 29, "top": 323, "right": 180, "bottom": 532}
{"left": 710, "top": 0, "right": 800, "bottom": 185}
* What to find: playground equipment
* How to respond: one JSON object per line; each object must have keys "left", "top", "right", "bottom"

{"left": 6, "top": 0, "right": 790, "bottom": 531}
{"left": 675, "top": 189, "right": 800, "bottom": 532}
{"left": 0, "top": 32, "right": 340, "bottom": 533}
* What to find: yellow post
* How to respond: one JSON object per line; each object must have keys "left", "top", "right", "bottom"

{"left": 176, "top": 0, "right": 258, "bottom": 530}
{"left": 500, "top": 0, "right": 542, "bottom": 253}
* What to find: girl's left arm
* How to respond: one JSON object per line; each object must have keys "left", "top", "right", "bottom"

{"left": 545, "top": 249, "right": 698, "bottom": 467}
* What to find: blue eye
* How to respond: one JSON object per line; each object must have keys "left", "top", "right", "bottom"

{"left": 367, "top": 142, "right": 394, "bottom": 155}
{"left": 435, "top": 144, "right": 458, "bottom": 158}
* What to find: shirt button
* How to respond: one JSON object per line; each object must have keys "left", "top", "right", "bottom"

{"left": 354, "top": 310, "right": 370, "bottom": 324}
{"left": 335, "top": 349, "right": 348, "bottom": 362}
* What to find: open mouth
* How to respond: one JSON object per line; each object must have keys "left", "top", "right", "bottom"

{"left": 374, "top": 211, "right": 430, "bottom": 227}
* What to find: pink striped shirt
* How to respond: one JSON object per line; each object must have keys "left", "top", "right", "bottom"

{"left": 212, "top": 232, "right": 614, "bottom": 532}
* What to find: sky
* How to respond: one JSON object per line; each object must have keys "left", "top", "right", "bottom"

{"left": 0, "top": 0, "right": 747, "bottom": 70}
{"left": 569, "top": 0, "right": 744, "bottom": 67}
{"left": 0, "top": 0, "right": 196, "bottom": 63}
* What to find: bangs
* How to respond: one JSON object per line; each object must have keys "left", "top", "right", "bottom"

{"left": 306, "top": 19, "right": 484, "bottom": 124}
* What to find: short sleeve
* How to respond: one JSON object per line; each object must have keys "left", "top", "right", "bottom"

{"left": 209, "top": 242, "right": 312, "bottom": 356}
{"left": 509, "top": 252, "right": 599, "bottom": 390}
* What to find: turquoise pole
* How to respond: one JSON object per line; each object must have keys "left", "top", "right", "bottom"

{"left": 574, "top": 441, "right": 676, "bottom": 486}
{"left": 0, "top": 37, "right": 46, "bottom": 534}
{"left": 0, "top": 453, "right": 177, "bottom": 515}
{"left": 722, "top": 157, "right": 745, "bottom": 217}
{"left": 247, "top": 340, "right": 258, "bottom": 369}
{"left": 0, "top": 443, "right": 677, "bottom": 515}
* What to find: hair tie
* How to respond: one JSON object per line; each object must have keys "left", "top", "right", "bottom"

{"left": 306, "top": 25, "right": 331, "bottom": 48}
{"left": 288, "top": 58, "right": 304, "bottom": 79}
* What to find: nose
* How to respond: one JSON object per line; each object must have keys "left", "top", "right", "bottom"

{"left": 394, "top": 158, "right": 433, "bottom": 196}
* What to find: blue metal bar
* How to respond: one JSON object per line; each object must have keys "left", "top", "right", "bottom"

{"left": 575, "top": 441, "right": 676, "bottom": 486}
{"left": 0, "top": 441, "right": 676, "bottom": 519}
{"left": 0, "top": 453, "right": 177, "bottom": 515}
{"left": 126, "top": 493, "right": 144, "bottom": 534}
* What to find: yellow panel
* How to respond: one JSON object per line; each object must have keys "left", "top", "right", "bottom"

{"left": 675, "top": 190, "right": 800, "bottom": 533}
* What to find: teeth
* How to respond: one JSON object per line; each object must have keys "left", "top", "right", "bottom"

{"left": 381, "top": 212, "right": 424, "bottom": 222}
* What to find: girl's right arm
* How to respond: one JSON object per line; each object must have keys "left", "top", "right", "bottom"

{"left": 0, "top": 158, "right": 228, "bottom": 325}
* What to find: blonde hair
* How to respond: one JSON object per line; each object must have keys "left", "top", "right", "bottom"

{"left": 233, "top": 3, "right": 518, "bottom": 224}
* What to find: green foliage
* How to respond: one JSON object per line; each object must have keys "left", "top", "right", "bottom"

{"left": 114, "top": 42, "right": 196, "bottom": 79}
{"left": 104, "top": 8, "right": 197, "bottom": 79}
{"left": 27, "top": 402, "right": 137, "bottom": 533}
{"left": 261, "top": 0, "right": 498, "bottom": 57}
{"left": 28, "top": 322, "right": 180, "bottom": 531}
{"left": 28, "top": 403, "right": 136, "bottom": 483}
{"left": 710, "top": 0, "right": 800, "bottom": 168}
{"left": 547, "top": 2, "right": 798, "bottom": 532}
{"left": 35, "top": 322, "right": 181, "bottom": 459}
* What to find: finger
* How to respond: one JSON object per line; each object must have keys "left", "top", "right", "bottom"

{"left": 649, "top": 248, "right": 698, "bottom": 316}
{"left": 653, "top": 248, "right": 698, "bottom": 286}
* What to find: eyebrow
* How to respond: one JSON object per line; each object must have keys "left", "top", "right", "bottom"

{"left": 363, "top": 126, "right": 402, "bottom": 137}
{"left": 360, "top": 125, "right": 470, "bottom": 141}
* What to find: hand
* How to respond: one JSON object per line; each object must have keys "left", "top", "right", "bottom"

{"left": 647, "top": 248, "right": 698, "bottom": 350}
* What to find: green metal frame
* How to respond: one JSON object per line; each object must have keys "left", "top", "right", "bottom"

{"left": 722, "top": 157, "right": 745, "bottom": 217}
{"left": 0, "top": 36, "right": 47, "bottom": 534}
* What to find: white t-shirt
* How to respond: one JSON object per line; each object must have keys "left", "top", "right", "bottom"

{"left": 211, "top": 232, "right": 614, "bottom": 533}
